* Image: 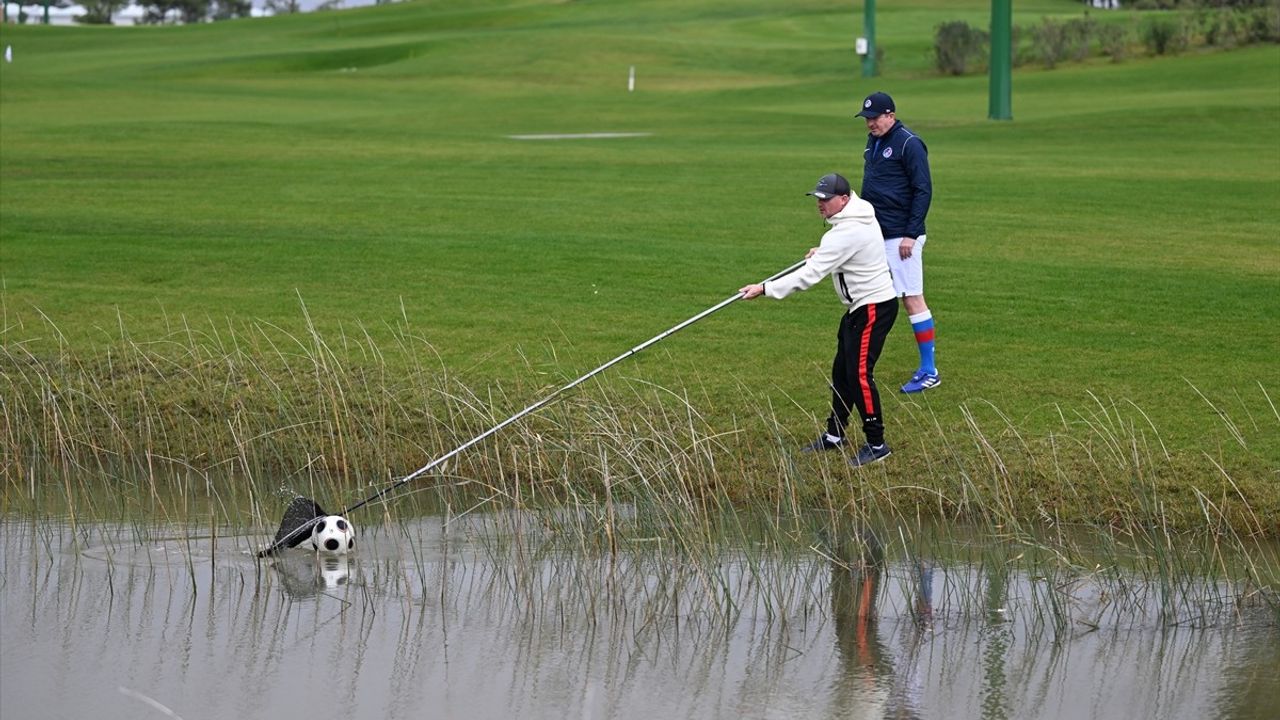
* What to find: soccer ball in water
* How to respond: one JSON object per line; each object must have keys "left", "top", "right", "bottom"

{"left": 310, "top": 515, "right": 355, "bottom": 555}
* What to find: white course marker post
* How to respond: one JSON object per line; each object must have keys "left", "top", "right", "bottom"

{"left": 628, "top": 65, "right": 635, "bottom": 92}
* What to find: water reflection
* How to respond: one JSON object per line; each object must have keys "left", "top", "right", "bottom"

{"left": 828, "top": 529, "right": 930, "bottom": 720}
{"left": 980, "top": 559, "right": 1012, "bottom": 720}
{"left": 0, "top": 517, "right": 1275, "bottom": 720}
{"left": 271, "top": 553, "right": 356, "bottom": 598}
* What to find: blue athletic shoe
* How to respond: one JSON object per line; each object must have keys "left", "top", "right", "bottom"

{"left": 849, "top": 443, "right": 892, "bottom": 467}
{"left": 901, "top": 370, "right": 941, "bottom": 394}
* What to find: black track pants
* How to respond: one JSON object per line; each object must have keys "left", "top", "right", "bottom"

{"left": 826, "top": 298, "right": 899, "bottom": 446}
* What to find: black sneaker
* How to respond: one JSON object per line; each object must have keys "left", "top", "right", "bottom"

{"left": 848, "top": 443, "right": 892, "bottom": 467}
{"left": 801, "top": 434, "right": 845, "bottom": 453}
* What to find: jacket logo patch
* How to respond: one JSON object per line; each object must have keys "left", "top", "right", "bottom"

{"left": 882, "top": 147, "right": 893, "bottom": 159}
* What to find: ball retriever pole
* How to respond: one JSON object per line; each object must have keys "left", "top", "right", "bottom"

{"left": 258, "top": 259, "right": 807, "bottom": 557}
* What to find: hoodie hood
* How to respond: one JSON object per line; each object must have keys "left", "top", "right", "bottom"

{"left": 763, "top": 192, "right": 897, "bottom": 311}
{"left": 827, "top": 194, "right": 878, "bottom": 226}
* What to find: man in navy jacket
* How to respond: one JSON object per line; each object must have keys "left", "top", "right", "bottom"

{"left": 857, "top": 91, "right": 940, "bottom": 394}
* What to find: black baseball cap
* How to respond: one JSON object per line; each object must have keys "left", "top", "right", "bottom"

{"left": 806, "top": 173, "right": 851, "bottom": 200}
{"left": 856, "top": 91, "right": 895, "bottom": 118}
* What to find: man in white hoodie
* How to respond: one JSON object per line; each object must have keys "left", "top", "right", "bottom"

{"left": 739, "top": 173, "right": 899, "bottom": 467}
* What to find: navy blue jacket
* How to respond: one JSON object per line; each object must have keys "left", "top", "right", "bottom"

{"left": 859, "top": 120, "right": 932, "bottom": 239}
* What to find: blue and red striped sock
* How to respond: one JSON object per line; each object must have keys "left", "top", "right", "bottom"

{"left": 909, "top": 310, "right": 936, "bottom": 374}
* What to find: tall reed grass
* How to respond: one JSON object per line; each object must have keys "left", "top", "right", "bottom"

{"left": 1, "top": 309, "right": 1276, "bottom": 629}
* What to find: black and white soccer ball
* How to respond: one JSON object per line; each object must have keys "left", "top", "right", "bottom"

{"left": 310, "top": 515, "right": 355, "bottom": 555}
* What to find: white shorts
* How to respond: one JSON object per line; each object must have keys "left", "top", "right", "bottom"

{"left": 884, "top": 234, "right": 927, "bottom": 297}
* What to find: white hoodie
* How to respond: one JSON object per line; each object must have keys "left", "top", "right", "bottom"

{"left": 763, "top": 194, "right": 896, "bottom": 311}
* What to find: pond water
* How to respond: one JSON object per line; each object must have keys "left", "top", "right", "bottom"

{"left": 1, "top": 515, "right": 1276, "bottom": 720}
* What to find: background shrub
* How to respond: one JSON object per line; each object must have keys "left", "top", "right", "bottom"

{"left": 1010, "top": 24, "right": 1036, "bottom": 67}
{"left": 1133, "top": 0, "right": 1273, "bottom": 10}
{"left": 1096, "top": 22, "right": 1132, "bottom": 60}
{"left": 1243, "top": 4, "right": 1280, "bottom": 41}
{"left": 1030, "top": 17, "right": 1071, "bottom": 68}
{"left": 1200, "top": 9, "right": 1244, "bottom": 46}
{"left": 1140, "top": 15, "right": 1190, "bottom": 53}
{"left": 1064, "top": 17, "right": 1098, "bottom": 60}
{"left": 933, "top": 20, "right": 989, "bottom": 75}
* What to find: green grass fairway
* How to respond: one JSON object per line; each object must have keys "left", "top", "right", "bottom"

{"left": 2, "top": 0, "right": 1277, "bottom": 530}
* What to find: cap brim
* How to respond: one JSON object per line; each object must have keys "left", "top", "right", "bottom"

{"left": 855, "top": 110, "right": 880, "bottom": 118}
{"left": 807, "top": 192, "right": 834, "bottom": 199}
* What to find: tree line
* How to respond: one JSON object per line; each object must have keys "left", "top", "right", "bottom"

{"left": 76, "top": 0, "right": 319, "bottom": 24}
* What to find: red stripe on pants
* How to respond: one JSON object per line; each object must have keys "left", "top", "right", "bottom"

{"left": 859, "top": 303, "right": 876, "bottom": 413}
